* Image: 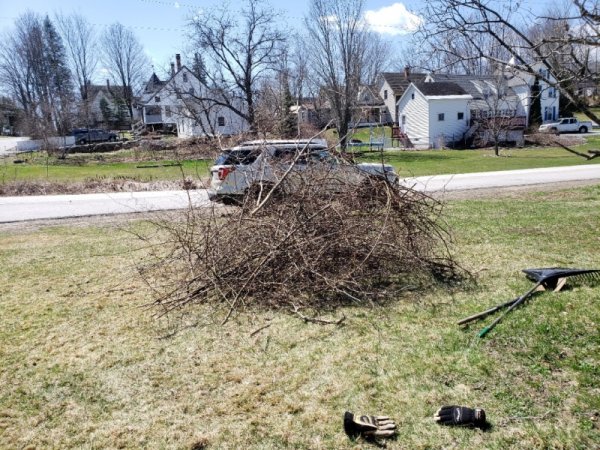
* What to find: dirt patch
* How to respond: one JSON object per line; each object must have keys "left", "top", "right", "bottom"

{"left": 0, "top": 178, "right": 209, "bottom": 196}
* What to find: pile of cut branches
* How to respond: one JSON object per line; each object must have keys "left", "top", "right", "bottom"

{"left": 140, "top": 169, "right": 465, "bottom": 323}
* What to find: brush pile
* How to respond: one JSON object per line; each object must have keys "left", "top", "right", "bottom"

{"left": 142, "top": 169, "right": 465, "bottom": 321}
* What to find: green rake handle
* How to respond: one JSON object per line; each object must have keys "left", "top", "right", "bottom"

{"left": 478, "top": 282, "right": 542, "bottom": 338}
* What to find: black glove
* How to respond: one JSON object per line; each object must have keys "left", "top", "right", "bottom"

{"left": 343, "top": 411, "right": 397, "bottom": 439}
{"left": 434, "top": 405, "right": 487, "bottom": 428}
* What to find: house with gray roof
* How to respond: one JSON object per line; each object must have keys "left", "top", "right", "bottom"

{"left": 378, "top": 68, "right": 428, "bottom": 124}
{"left": 138, "top": 54, "right": 249, "bottom": 137}
{"left": 396, "top": 82, "right": 473, "bottom": 148}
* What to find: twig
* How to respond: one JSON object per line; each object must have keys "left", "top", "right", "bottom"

{"left": 250, "top": 323, "right": 271, "bottom": 337}
{"left": 553, "top": 140, "right": 595, "bottom": 160}
{"left": 291, "top": 304, "right": 346, "bottom": 325}
{"left": 499, "top": 411, "right": 553, "bottom": 425}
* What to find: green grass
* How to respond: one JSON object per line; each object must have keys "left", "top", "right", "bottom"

{"left": 0, "top": 184, "right": 599, "bottom": 448}
{"left": 358, "top": 147, "right": 600, "bottom": 177}
{"left": 0, "top": 156, "right": 212, "bottom": 183}
{"left": 2, "top": 135, "right": 599, "bottom": 185}
{"left": 574, "top": 107, "right": 600, "bottom": 123}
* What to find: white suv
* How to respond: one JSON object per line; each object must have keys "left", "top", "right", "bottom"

{"left": 208, "top": 139, "right": 398, "bottom": 203}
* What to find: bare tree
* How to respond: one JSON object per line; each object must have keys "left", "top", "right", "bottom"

{"left": 471, "top": 76, "right": 526, "bottom": 155}
{"left": 188, "top": 0, "right": 286, "bottom": 134}
{"left": 304, "top": 0, "right": 371, "bottom": 149}
{"left": 55, "top": 13, "right": 98, "bottom": 126}
{"left": 0, "top": 12, "right": 73, "bottom": 138}
{"left": 418, "top": 0, "right": 600, "bottom": 123}
{"left": 100, "top": 23, "right": 148, "bottom": 121}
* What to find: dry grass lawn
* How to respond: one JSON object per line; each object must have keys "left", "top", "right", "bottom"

{"left": 0, "top": 185, "right": 599, "bottom": 449}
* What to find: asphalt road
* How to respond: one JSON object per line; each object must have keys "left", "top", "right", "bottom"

{"left": 0, "top": 190, "right": 215, "bottom": 223}
{"left": 403, "top": 164, "right": 600, "bottom": 192}
{"left": 1, "top": 164, "right": 599, "bottom": 223}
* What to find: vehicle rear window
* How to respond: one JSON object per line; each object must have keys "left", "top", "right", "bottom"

{"left": 215, "top": 149, "right": 260, "bottom": 165}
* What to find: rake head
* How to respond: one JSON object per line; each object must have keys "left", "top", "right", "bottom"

{"left": 522, "top": 267, "right": 600, "bottom": 290}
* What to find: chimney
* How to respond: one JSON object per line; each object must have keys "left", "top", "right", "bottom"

{"left": 106, "top": 79, "right": 110, "bottom": 89}
{"left": 170, "top": 62, "right": 175, "bottom": 77}
{"left": 176, "top": 54, "right": 181, "bottom": 72}
{"left": 404, "top": 65, "right": 410, "bottom": 79}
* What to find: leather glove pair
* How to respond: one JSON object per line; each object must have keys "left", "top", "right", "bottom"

{"left": 344, "top": 405, "right": 487, "bottom": 440}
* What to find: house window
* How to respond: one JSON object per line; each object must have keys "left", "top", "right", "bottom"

{"left": 218, "top": 116, "right": 225, "bottom": 127}
{"left": 438, "top": 113, "right": 445, "bottom": 121}
{"left": 411, "top": 93, "right": 415, "bottom": 100}
{"left": 188, "top": 87, "right": 194, "bottom": 95}
{"left": 384, "top": 90, "right": 388, "bottom": 100}
{"left": 155, "top": 96, "right": 160, "bottom": 102}
{"left": 165, "top": 106, "right": 171, "bottom": 117}
{"left": 457, "top": 112, "right": 464, "bottom": 120}
{"left": 176, "top": 89, "right": 182, "bottom": 99}
{"left": 548, "top": 88, "right": 556, "bottom": 98}
{"left": 183, "top": 73, "right": 188, "bottom": 82}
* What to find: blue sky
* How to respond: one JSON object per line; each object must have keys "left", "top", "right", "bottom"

{"left": 1, "top": 0, "right": 546, "bottom": 81}
{"left": 0, "top": 0, "right": 424, "bottom": 76}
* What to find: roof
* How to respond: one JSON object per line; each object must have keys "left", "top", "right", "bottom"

{"left": 357, "top": 84, "right": 382, "bottom": 105}
{"left": 414, "top": 82, "right": 468, "bottom": 96}
{"left": 86, "top": 84, "right": 131, "bottom": 100}
{"left": 428, "top": 74, "right": 518, "bottom": 100}
{"left": 143, "top": 72, "right": 167, "bottom": 94}
{"left": 381, "top": 72, "right": 428, "bottom": 96}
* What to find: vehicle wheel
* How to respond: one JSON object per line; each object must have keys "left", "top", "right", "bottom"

{"left": 579, "top": 126, "right": 588, "bottom": 133}
{"left": 219, "top": 195, "right": 241, "bottom": 206}
{"left": 551, "top": 127, "right": 559, "bottom": 135}
{"left": 77, "top": 139, "right": 87, "bottom": 145}
{"left": 109, "top": 136, "right": 117, "bottom": 142}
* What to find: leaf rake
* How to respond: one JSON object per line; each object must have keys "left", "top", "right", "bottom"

{"left": 458, "top": 267, "right": 600, "bottom": 338}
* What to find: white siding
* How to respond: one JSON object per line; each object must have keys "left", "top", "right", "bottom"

{"left": 507, "top": 62, "right": 561, "bottom": 123}
{"left": 397, "top": 85, "right": 429, "bottom": 148}
{"left": 142, "top": 67, "right": 249, "bottom": 137}
{"left": 379, "top": 80, "right": 399, "bottom": 124}
{"left": 511, "top": 84, "right": 530, "bottom": 122}
{"left": 177, "top": 104, "right": 249, "bottom": 138}
{"left": 397, "top": 85, "right": 470, "bottom": 149}
{"left": 428, "top": 99, "right": 470, "bottom": 148}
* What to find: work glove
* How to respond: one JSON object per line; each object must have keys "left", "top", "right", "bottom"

{"left": 434, "top": 405, "right": 487, "bottom": 428}
{"left": 343, "top": 411, "right": 397, "bottom": 439}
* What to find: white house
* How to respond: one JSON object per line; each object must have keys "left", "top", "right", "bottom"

{"left": 398, "top": 64, "right": 559, "bottom": 149}
{"left": 503, "top": 61, "right": 560, "bottom": 124}
{"left": 139, "top": 54, "right": 249, "bottom": 137}
{"left": 378, "top": 69, "right": 428, "bottom": 125}
{"left": 396, "top": 82, "right": 472, "bottom": 149}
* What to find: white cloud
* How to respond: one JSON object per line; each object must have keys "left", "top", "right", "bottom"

{"left": 364, "top": 3, "right": 422, "bottom": 36}
{"left": 174, "top": 2, "right": 180, "bottom": 9}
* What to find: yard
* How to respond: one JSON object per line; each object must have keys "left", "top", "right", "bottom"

{"left": 0, "top": 184, "right": 598, "bottom": 448}
{"left": 1, "top": 135, "right": 599, "bottom": 192}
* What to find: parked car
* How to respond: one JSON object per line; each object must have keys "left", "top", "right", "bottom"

{"left": 538, "top": 117, "right": 593, "bottom": 134}
{"left": 208, "top": 139, "right": 399, "bottom": 203}
{"left": 72, "top": 128, "right": 117, "bottom": 144}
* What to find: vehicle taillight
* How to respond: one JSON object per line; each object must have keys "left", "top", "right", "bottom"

{"left": 217, "top": 166, "right": 235, "bottom": 180}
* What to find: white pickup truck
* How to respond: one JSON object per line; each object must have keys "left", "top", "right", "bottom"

{"left": 539, "top": 117, "right": 594, "bottom": 134}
